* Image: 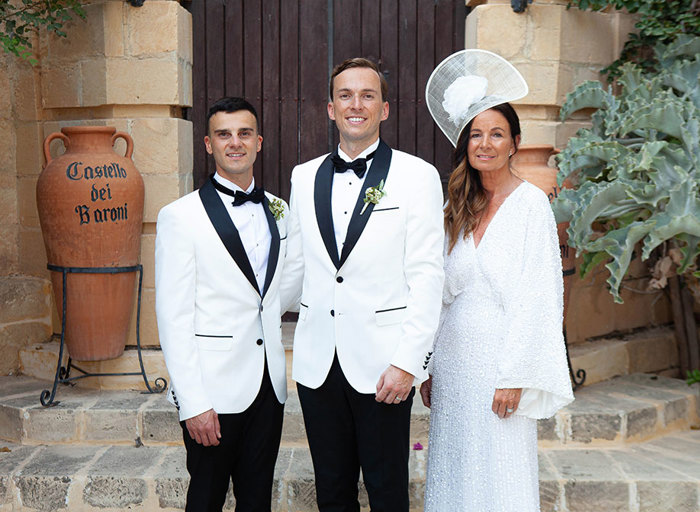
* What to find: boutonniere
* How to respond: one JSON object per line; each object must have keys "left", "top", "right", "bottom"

{"left": 268, "top": 198, "right": 285, "bottom": 220}
{"left": 361, "top": 179, "right": 386, "bottom": 215}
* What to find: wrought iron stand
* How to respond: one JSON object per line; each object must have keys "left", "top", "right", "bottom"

{"left": 562, "top": 267, "right": 586, "bottom": 391}
{"left": 40, "top": 264, "right": 167, "bottom": 406}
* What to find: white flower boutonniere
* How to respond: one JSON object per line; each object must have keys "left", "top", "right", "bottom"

{"left": 268, "top": 198, "right": 285, "bottom": 220}
{"left": 361, "top": 179, "right": 386, "bottom": 215}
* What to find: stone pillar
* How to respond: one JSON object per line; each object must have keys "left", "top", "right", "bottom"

{"left": 25, "top": 0, "right": 192, "bottom": 357}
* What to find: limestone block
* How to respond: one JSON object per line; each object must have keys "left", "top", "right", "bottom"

{"left": 12, "top": 65, "right": 39, "bottom": 121}
{"left": 626, "top": 330, "right": 678, "bottom": 374}
{"left": 14, "top": 121, "right": 43, "bottom": 177}
{"left": 564, "top": 481, "right": 630, "bottom": 512}
{"left": 131, "top": 117, "right": 191, "bottom": 176}
{"left": 0, "top": 322, "right": 51, "bottom": 375}
{"left": 466, "top": 5, "right": 527, "bottom": 59}
{"left": 560, "top": 9, "right": 617, "bottom": 65}
{"left": 17, "top": 176, "right": 39, "bottom": 228}
{"left": 41, "top": 63, "right": 81, "bottom": 109}
{"left": 105, "top": 58, "right": 182, "bottom": 105}
{"left": 46, "top": 3, "right": 105, "bottom": 61}
{"left": 0, "top": 64, "right": 11, "bottom": 114}
{"left": 0, "top": 277, "right": 51, "bottom": 325}
{"left": 0, "top": 177, "right": 17, "bottom": 228}
{"left": 529, "top": 5, "right": 563, "bottom": 62}
{"left": 0, "top": 119, "right": 15, "bottom": 176}
{"left": 18, "top": 227, "right": 48, "bottom": 277}
{"left": 178, "top": 1, "right": 193, "bottom": 65}
{"left": 103, "top": 0, "right": 126, "bottom": 57}
{"left": 80, "top": 58, "right": 108, "bottom": 107}
{"left": 143, "top": 173, "right": 185, "bottom": 223}
{"left": 567, "top": 340, "right": 629, "bottom": 386}
{"left": 0, "top": 230, "right": 18, "bottom": 275}
{"left": 515, "top": 62, "right": 559, "bottom": 105}
{"left": 637, "top": 481, "right": 699, "bottom": 511}
{"left": 141, "top": 407, "right": 181, "bottom": 445}
{"left": 519, "top": 120, "right": 558, "bottom": 147}
{"left": 126, "top": 1, "right": 180, "bottom": 56}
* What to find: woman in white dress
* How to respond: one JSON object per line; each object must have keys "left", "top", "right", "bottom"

{"left": 422, "top": 51, "right": 574, "bottom": 512}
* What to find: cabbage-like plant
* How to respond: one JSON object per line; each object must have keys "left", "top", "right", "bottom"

{"left": 552, "top": 35, "right": 700, "bottom": 304}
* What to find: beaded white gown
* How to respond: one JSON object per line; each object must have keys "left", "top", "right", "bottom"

{"left": 424, "top": 182, "right": 574, "bottom": 512}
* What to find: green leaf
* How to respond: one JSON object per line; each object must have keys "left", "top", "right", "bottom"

{"left": 560, "top": 81, "right": 612, "bottom": 121}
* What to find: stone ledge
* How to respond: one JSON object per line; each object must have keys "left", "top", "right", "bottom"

{"left": 1, "top": 374, "right": 697, "bottom": 449}
{"left": 1, "top": 430, "right": 699, "bottom": 511}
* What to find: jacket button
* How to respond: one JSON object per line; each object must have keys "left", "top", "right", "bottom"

{"left": 330, "top": 309, "right": 335, "bottom": 317}
{"left": 259, "top": 304, "right": 264, "bottom": 312}
{"left": 336, "top": 276, "right": 343, "bottom": 283}
{"left": 256, "top": 338, "right": 263, "bottom": 346}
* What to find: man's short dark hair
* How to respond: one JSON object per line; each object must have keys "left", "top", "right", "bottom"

{"left": 207, "top": 97, "right": 259, "bottom": 134}
{"left": 329, "top": 58, "right": 388, "bottom": 102}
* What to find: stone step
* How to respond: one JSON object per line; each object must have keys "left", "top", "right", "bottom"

{"left": 1, "top": 430, "right": 699, "bottom": 511}
{"left": 18, "top": 325, "right": 678, "bottom": 390}
{"left": 1, "top": 374, "right": 698, "bottom": 448}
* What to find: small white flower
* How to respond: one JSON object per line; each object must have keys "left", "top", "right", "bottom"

{"left": 442, "top": 75, "right": 488, "bottom": 127}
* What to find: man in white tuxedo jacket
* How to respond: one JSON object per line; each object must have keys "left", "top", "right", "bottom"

{"left": 280, "top": 58, "right": 444, "bottom": 511}
{"left": 155, "top": 97, "right": 288, "bottom": 512}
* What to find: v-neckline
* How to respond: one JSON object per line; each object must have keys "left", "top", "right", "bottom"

{"left": 471, "top": 181, "right": 525, "bottom": 251}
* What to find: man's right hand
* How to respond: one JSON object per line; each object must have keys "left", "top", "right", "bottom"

{"left": 185, "top": 408, "right": 221, "bottom": 446}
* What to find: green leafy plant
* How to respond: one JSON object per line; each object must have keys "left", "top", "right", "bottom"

{"left": 551, "top": 35, "right": 700, "bottom": 304}
{"left": 567, "top": 0, "right": 700, "bottom": 81}
{"left": 0, "top": 0, "right": 86, "bottom": 64}
{"left": 688, "top": 369, "right": 700, "bottom": 386}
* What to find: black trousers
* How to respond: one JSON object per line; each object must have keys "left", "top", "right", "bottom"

{"left": 297, "top": 355, "right": 414, "bottom": 512}
{"left": 181, "top": 362, "right": 284, "bottom": 512}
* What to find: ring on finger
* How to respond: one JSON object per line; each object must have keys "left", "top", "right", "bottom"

{"left": 506, "top": 407, "right": 514, "bottom": 413}
{"left": 394, "top": 395, "right": 401, "bottom": 402}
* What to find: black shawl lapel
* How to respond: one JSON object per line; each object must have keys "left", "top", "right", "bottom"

{"left": 314, "top": 154, "right": 341, "bottom": 269}
{"left": 199, "top": 179, "right": 260, "bottom": 296}
{"left": 339, "top": 139, "right": 392, "bottom": 267}
{"left": 261, "top": 195, "right": 280, "bottom": 298}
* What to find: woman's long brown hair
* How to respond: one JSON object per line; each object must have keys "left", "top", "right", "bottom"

{"left": 444, "top": 102, "right": 521, "bottom": 253}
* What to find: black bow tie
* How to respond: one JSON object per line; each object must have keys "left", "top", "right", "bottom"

{"left": 331, "top": 150, "right": 376, "bottom": 179}
{"left": 210, "top": 176, "right": 265, "bottom": 206}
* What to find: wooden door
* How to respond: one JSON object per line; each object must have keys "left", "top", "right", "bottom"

{"left": 185, "top": 0, "right": 467, "bottom": 199}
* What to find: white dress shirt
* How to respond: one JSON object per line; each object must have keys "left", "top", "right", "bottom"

{"left": 331, "top": 138, "right": 379, "bottom": 257}
{"left": 213, "top": 173, "right": 271, "bottom": 292}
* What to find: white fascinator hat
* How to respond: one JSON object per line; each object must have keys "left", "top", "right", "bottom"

{"left": 425, "top": 49, "right": 529, "bottom": 147}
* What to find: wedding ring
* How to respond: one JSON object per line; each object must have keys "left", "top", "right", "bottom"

{"left": 506, "top": 407, "right": 514, "bottom": 413}
{"left": 394, "top": 395, "right": 401, "bottom": 402}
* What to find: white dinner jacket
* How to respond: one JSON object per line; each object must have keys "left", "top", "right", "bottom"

{"left": 280, "top": 139, "right": 445, "bottom": 393}
{"left": 155, "top": 177, "right": 288, "bottom": 421}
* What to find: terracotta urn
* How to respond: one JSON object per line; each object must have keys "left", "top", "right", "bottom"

{"left": 511, "top": 144, "right": 575, "bottom": 323}
{"left": 37, "top": 126, "right": 144, "bottom": 361}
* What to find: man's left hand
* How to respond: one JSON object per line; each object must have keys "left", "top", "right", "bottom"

{"left": 375, "top": 365, "right": 414, "bottom": 404}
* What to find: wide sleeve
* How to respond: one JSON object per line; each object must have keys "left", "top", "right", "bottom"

{"left": 494, "top": 192, "right": 574, "bottom": 419}
{"left": 155, "top": 204, "right": 213, "bottom": 421}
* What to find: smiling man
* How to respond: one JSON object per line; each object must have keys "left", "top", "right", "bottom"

{"left": 280, "top": 58, "right": 445, "bottom": 511}
{"left": 156, "top": 97, "right": 289, "bottom": 512}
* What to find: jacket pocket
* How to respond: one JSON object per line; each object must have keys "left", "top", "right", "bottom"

{"left": 375, "top": 306, "right": 407, "bottom": 326}
{"left": 299, "top": 303, "right": 309, "bottom": 321}
{"left": 195, "top": 334, "right": 233, "bottom": 351}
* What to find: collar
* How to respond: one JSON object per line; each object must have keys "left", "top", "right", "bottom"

{"left": 213, "top": 172, "right": 255, "bottom": 194}
{"left": 336, "top": 138, "right": 380, "bottom": 163}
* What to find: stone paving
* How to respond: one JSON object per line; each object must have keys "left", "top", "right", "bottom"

{"left": 0, "top": 374, "right": 698, "bottom": 511}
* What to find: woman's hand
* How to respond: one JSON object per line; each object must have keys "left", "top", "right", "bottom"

{"left": 492, "top": 388, "right": 522, "bottom": 419}
{"left": 420, "top": 375, "right": 433, "bottom": 408}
